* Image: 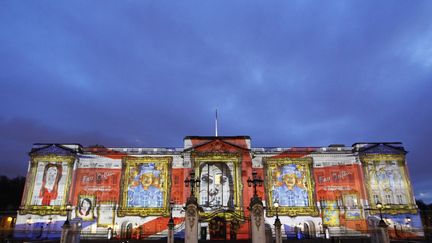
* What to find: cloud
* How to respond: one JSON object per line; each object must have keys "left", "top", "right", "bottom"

{"left": 1, "top": 1, "right": 432, "bottom": 202}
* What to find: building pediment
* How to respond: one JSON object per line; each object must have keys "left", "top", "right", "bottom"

{"left": 29, "top": 143, "right": 81, "bottom": 156}
{"left": 185, "top": 139, "right": 249, "bottom": 153}
{"left": 357, "top": 143, "right": 406, "bottom": 155}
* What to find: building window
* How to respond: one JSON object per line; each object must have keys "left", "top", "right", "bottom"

{"left": 397, "top": 195, "right": 404, "bottom": 204}
{"left": 373, "top": 195, "right": 379, "bottom": 204}
{"left": 385, "top": 194, "right": 392, "bottom": 204}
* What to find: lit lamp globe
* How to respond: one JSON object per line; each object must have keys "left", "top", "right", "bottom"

{"left": 376, "top": 202, "right": 387, "bottom": 228}
{"left": 376, "top": 202, "right": 382, "bottom": 210}
{"left": 274, "top": 201, "right": 279, "bottom": 220}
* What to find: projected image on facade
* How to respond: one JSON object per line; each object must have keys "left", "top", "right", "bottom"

{"left": 361, "top": 153, "right": 417, "bottom": 215}
{"left": 118, "top": 156, "right": 171, "bottom": 216}
{"left": 273, "top": 164, "right": 308, "bottom": 206}
{"left": 31, "top": 162, "right": 69, "bottom": 206}
{"left": 127, "top": 163, "right": 163, "bottom": 207}
{"left": 38, "top": 163, "right": 62, "bottom": 206}
{"left": 77, "top": 195, "right": 94, "bottom": 221}
{"left": 323, "top": 201, "right": 339, "bottom": 226}
{"left": 367, "top": 159, "right": 408, "bottom": 205}
{"left": 265, "top": 157, "right": 318, "bottom": 216}
{"left": 199, "top": 162, "right": 234, "bottom": 210}
{"left": 15, "top": 141, "right": 424, "bottom": 241}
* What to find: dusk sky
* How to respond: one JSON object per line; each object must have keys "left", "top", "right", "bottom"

{"left": 1, "top": 1, "right": 432, "bottom": 203}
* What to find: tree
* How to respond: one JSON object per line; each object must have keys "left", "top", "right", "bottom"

{"left": 0, "top": 176, "right": 26, "bottom": 212}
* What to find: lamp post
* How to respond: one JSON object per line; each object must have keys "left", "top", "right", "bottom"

{"left": 247, "top": 170, "right": 265, "bottom": 243}
{"left": 168, "top": 200, "right": 175, "bottom": 232}
{"left": 184, "top": 170, "right": 200, "bottom": 243}
{"left": 405, "top": 216, "right": 411, "bottom": 238}
{"left": 61, "top": 203, "right": 73, "bottom": 243}
{"left": 184, "top": 170, "right": 200, "bottom": 197}
{"left": 274, "top": 201, "right": 280, "bottom": 221}
{"left": 247, "top": 170, "right": 263, "bottom": 198}
{"left": 376, "top": 202, "right": 387, "bottom": 228}
{"left": 64, "top": 202, "right": 72, "bottom": 226}
{"left": 405, "top": 216, "right": 411, "bottom": 229}
{"left": 47, "top": 217, "right": 52, "bottom": 239}
{"left": 274, "top": 200, "right": 282, "bottom": 243}
{"left": 26, "top": 217, "right": 32, "bottom": 233}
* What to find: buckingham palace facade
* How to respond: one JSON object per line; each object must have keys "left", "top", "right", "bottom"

{"left": 15, "top": 136, "right": 422, "bottom": 240}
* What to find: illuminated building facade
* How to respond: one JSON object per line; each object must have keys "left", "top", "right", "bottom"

{"left": 15, "top": 136, "right": 422, "bottom": 239}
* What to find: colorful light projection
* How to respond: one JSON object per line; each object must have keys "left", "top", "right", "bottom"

{"left": 127, "top": 163, "right": 163, "bottom": 207}
{"left": 322, "top": 201, "right": 339, "bottom": 226}
{"left": 97, "top": 202, "right": 115, "bottom": 227}
{"left": 73, "top": 168, "right": 122, "bottom": 204}
{"left": 314, "top": 164, "right": 366, "bottom": 229}
{"left": 21, "top": 155, "right": 74, "bottom": 215}
{"left": 118, "top": 156, "right": 172, "bottom": 217}
{"left": 199, "top": 162, "right": 234, "bottom": 209}
{"left": 265, "top": 157, "right": 318, "bottom": 217}
{"left": 192, "top": 153, "right": 243, "bottom": 219}
{"left": 76, "top": 195, "right": 95, "bottom": 221}
{"left": 362, "top": 154, "right": 417, "bottom": 213}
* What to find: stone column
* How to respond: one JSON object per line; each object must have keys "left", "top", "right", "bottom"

{"left": 60, "top": 223, "right": 72, "bottom": 243}
{"left": 249, "top": 196, "right": 265, "bottom": 243}
{"left": 167, "top": 217, "right": 175, "bottom": 243}
{"left": 371, "top": 222, "right": 390, "bottom": 243}
{"left": 274, "top": 218, "right": 282, "bottom": 243}
{"left": 184, "top": 197, "right": 199, "bottom": 243}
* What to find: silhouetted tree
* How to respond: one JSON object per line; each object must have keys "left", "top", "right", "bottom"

{"left": 0, "top": 176, "right": 26, "bottom": 212}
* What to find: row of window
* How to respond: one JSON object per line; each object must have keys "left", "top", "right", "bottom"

{"left": 373, "top": 194, "right": 405, "bottom": 204}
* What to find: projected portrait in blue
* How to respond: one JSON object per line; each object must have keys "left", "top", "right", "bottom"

{"left": 127, "top": 163, "right": 163, "bottom": 207}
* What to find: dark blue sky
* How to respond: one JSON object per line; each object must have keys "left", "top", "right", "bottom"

{"left": 1, "top": 1, "right": 431, "bottom": 203}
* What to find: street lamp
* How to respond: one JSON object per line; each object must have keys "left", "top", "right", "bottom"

{"left": 168, "top": 200, "right": 175, "bottom": 227}
{"left": 47, "top": 217, "right": 52, "bottom": 236}
{"left": 64, "top": 202, "right": 73, "bottom": 226}
{"left": 274, "top": 200, "right": 280, "bottom": 221}
{"left": 273, "top": 200, "right": 282, "bottom": 243}
{"left": 376, "top": 202, "right": 387, "bottom": 228}
{"left": 184, "top": 171, "right": 200, "bottom": 197}
{"left": 405, "top": 216, "right": 411, "bottom": 230}
{"left": 247, "top": 170, "right": 263, "bottom": 197}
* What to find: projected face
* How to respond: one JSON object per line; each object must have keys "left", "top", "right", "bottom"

{"left": 45, "top": 166, "right": 58, "bottom": 190}
{"left": 199, "top": 163, "right": 231, "bottom": 208}
{"left": 79, "top": 198, "right": 92, "bottom": 216}
{"left": 140, "top": 173, "right": 154, "bottom": 189}
{"left": 283, "top": 173, "right": 296, "bottom": 189}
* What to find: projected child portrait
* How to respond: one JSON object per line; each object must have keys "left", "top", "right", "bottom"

{"left": 39, "top": 163, "right": 62, "bottom": 206}
{"left": 77, "top": 196, "right": 94, "bottom": 220}
{"left": 79, "top": 198, "right": 92, "bottom": 216}
{"left": 127, "top": 163, "right": 163, "bottom": 207}
{"left": 273, "top": 164, "right": 308, "bottom": 207}
{"left": 199, "top": 162, "right": 234, "bottom": 210}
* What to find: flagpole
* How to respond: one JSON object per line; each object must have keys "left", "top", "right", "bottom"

{"left": 215, "top": 109, "right": 218, "bottom": 137}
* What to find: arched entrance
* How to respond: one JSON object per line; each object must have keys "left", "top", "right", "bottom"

{"left": 120, "top": 222, "right": 133, "bottom": 239}
{"left": 303, "top": 220, "right": 316, "bottom": 238}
